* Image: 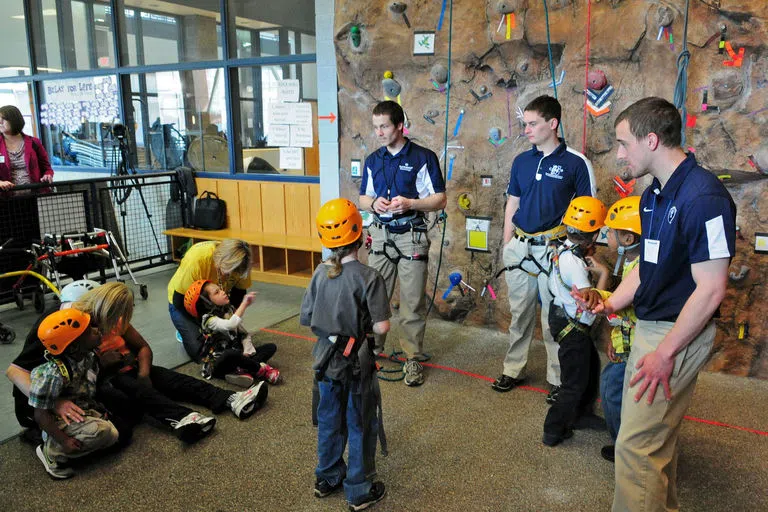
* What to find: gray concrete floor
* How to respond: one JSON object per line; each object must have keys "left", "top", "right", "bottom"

{"left": 0, "top": 275, "right": 767, "bottom": 511}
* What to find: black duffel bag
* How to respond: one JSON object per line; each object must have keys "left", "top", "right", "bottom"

{"left": 193, "top": 191, "right": 227, "bottom": 230}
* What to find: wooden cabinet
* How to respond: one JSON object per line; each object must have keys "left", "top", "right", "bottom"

{"left": 164, "top": 180, "right": 322, "bottom": 287}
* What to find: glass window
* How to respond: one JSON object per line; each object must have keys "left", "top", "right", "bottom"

{"left": 0, "top": 1, "right": 32, "bottom": 77}
{"left": 124, "top": 68, "right": 228, "bottom": 172}
{"left": 39, "top": 76, "right": 120, "bottom": 168}
{"left": 228, "top": 0, "right": 315, "bottom": 57}
{"left": 121, "top": 1, "right": 222, "bottom": 66}
{"left": 30, "top": 0, "right": 114, "bottom": 73}
{"left": 235, "top": 63, "right": 318, "bottom": 176}
{"left": 0, "top": 83, "right": 36, "bottom": 137}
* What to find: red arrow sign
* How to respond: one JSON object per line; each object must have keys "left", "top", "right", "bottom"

{"left": 318, "top": 112, "right": 337, "bottom": 123}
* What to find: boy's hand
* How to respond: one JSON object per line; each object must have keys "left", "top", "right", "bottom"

{"left": 606, "top": 343, "right": 618, "bottom": 363}
{"left": 55, "top": 400, "right": 85, "bottom": 425}
{"left": 580, "top": 289, "right": 604, "bottom": 311}
{"left": 585, "top": 256, "right": 609, "bottom": 280}
{"left": 62, "top": 436, "right": 83, "bottom": 453}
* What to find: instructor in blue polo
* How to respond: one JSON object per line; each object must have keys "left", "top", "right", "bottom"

{"left": 359, "top": 100, "right": 446, "bottom": 387}
{"left": 578, "top": 97, "right": 736, "bottom": 511}
{"left": 492, "top": 95, "right": 596, "bottom": 402}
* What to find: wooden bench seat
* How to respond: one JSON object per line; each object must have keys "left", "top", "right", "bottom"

{"left": 163, "top": 227, "right": 322, "bottom": 288}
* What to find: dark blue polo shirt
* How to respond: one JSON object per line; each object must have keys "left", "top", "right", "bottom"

{"left": 360, "top": 139, "right": 445, "bottom": 220}
{"left": 506, "top": 141, "right": 596, "bottom": 233}
{"left": 634, "top": 153, "right": 736, "bottom": 321}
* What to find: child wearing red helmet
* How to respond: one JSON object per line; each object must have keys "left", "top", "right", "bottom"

{"left": 185, "top": 279, "right": 280, "bottom": 386}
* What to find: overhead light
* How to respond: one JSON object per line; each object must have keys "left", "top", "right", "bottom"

{"left": 42, "top": 9, "right": 57, "bottom": 16}
{"left": 11, "top": 15, "right": 24, "bottom": 19}
{"left": 95, "top": 18, "right": 105, "bottom": 22}
{"left": 242, "top": 42, "right": 251, "bottom": 48}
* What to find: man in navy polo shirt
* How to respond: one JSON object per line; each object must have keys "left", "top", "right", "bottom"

{"left": 585, "top": 97, "right": 735, "bottom": 511}
{"left": 492, "top": 95, "right": 596, "bottom": 399}
{"left": 359, "top": 101, "right": 446, "bottom": 387}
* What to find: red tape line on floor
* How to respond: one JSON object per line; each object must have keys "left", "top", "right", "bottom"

{"left": 261, "top": 327, "right": 768, "bottom": 437}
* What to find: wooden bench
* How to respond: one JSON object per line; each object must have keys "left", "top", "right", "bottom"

{"left": 164, "top": 227, "right": 322, "bottom": 288}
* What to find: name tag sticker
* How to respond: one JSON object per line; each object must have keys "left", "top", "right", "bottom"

{"left": 644, "top": 239, "right": 660, "bottom": 264}
{"left": 0, "top": 155, "right": 5, "bottom": 164}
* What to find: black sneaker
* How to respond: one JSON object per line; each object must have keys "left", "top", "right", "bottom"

{"left": 491, "top": 375, "right": 523, "bottom": 392}
{"left": 348, "top": 482, "right": 386, "bottom": 511}
{"left": 601, "top": 445, "right": 615, "bottom": 463}
{"left": 542, "top": 428, "right": 574, "bottom": 447}
{"left": 314, "top": 478, "right": 343, "bottom": 498}
{"left": 545, "top": 385, "right": 561, "bottom": 405}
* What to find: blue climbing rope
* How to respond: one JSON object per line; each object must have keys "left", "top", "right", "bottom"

{"left": 673, "top": 0, "right": 691, "bottom": 146}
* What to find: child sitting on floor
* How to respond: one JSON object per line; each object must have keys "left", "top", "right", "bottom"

{"left": 543, "top": 196, "right": 610, "bottom": 447}
{"left": 29, "top": 308, "right": 120, "bottom": 479}
{"left": 185, "top": 280, "right": 280, "bottom": 386}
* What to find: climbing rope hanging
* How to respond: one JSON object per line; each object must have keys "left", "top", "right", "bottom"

{"left": 543, "top": 0, "right": 565, "bottom": 141}
{"left": 581, "top": 0, "right": 593, "bottom": 154}
{"left": 673, "top": 0, "right": 691, "bottom": 147}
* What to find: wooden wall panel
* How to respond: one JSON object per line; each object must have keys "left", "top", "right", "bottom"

{"left": 284, "top": 184, "right": 311, "bottom": 237}
{"left": 215, "top": 180, "right": 241, "bottom": 231}
{"left": 195, "top": 178, "right": 218, "bottom": 196}
{"left": 238, "top": 181, "right": 263, "bottom": 233}
{"left": 309, "top": 184, "right": 321, "bottom": 225}
{"left": 305, "top": 101, "right": 319, "bottom": 176}
{"left": 260, "top": 182, "right": 286, "bottom": 234}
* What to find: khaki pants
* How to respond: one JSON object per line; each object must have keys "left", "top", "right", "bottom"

{"left": 501, "top": 237, "right": 561, "bottom": 386}
{"left": 613, "top": 320, "right": 715, "bottom": 512}
{"left": 46, "top": 409, "right": 119, "bottom": 463}
{"left": 368, "top": 224, "right": 430, "bottom": 360}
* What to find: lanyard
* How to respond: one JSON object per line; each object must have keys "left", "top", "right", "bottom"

{"left": 648, "top": 193, "right": 672, "bottom": 240}
{"left": 382, "top": 152, "right": 402, "bottom": 199}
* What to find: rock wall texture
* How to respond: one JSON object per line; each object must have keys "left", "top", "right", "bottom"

{"left": 333, "top": 0, "right": 768, "bottom": 378}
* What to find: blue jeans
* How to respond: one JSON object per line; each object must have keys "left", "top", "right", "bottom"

{"left": 169, "top": 303, "right": 206, "bottom": 361}
{"left": 316, "top": 377, "right": 377, "bottom": 503}
{"left": 600, "top": 360, "right": 626, "bottom": 443}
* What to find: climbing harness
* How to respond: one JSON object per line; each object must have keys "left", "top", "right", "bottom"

{"left": 369, "top": 215, "right": 429, "bottom": 265}
{"left": 549, "top": 243, "right": 591, "bottom": 344}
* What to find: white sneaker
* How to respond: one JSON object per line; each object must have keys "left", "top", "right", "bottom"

{"left": 36, "top": 444, "right": 74, "bottom": 479}
{"left": 170, "top": 412, "right": 216, "bottom": 443}
{"left": 230, "top": 381, "right": 268, "bottom": 419}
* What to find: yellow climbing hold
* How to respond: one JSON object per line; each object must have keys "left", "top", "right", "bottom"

{"left": 383, "top": 70, "right": 393, "bottom": 79}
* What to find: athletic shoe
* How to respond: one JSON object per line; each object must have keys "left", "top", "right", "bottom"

{"left": 403, "top": 359, "right": 424, "bottom": 387}
{"left": 256, "top": 362, "right": 281, "bottom": 384}
{"left": 230, "top": 381, "right": 268, "bottom": 419}
{"left": 491, "top": 375, "right": 524, "bottom": 392}
{"left": 545, "top": 385, "right": 561, "bottom": 405}
{"left": 175, "top": 331, "right": 183, "bottom": 343}
{"left": 170, "top": 412, "right": 216, "bottom": 443}
{"left": 225, "top": 369, "right": 254, "bottom": 388}
{"left": 36, "top": 444, "right": 74, "bottom": 479}
{"left": 314, "top": 478, "right": 343, "bottom": 498}
{"left": 601, "top": 445, "right": 616, "bottom": 463}
{"left": 201, "top": 360, "right": 213, "bottom": 380}
{"left": 348, "top": 481, "right": 386, "bottom": 511}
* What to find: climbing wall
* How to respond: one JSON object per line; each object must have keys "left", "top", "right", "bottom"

{"left": 333, "top": 0, "right": 768, "bottom": 378}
